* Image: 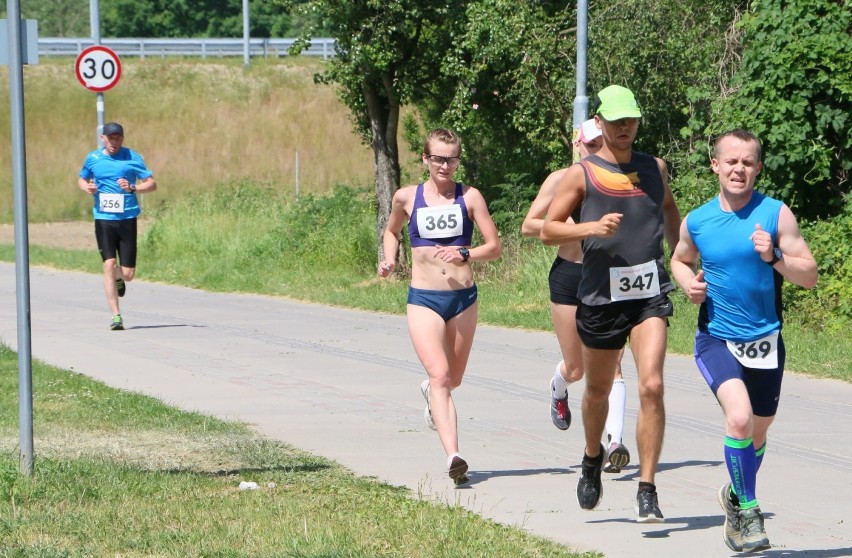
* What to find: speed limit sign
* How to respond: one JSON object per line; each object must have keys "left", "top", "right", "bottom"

{"left": 75, "top": 45, "right": 122, "bottom": 92}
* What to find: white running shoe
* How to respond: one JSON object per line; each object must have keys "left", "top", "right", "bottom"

{"left": 420, "top": 380, "right": 436, "bottom": 431}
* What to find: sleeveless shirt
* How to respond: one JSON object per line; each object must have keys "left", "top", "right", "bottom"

{"left": 577, "top": 152, "right": 673, "bottom": 306}
{"left": 408, "top": 182, "right": 474, "bottom": 247}
{"left": 687, "top": 191, "right": 784, "bottom": 342}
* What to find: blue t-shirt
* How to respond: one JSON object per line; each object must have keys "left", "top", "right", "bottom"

{"left": 687, "top": 191, "right": 784, "bottom": 342}
{"left": 79, "top": 146, "right": 153, "bottom": 220}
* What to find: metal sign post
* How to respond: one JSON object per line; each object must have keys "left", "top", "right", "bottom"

{"left": 573, "top": 0, "right": 590, "bottom": 163}
{"left": 2, "top": 3, "right": 37, "bottom": 477}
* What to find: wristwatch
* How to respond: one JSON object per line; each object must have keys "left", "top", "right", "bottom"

{"left": 767, "top": 247, "right": 782, "bottom": 266}
{"left": 458, "top": 247, "right": 470, "bottom": 263}
{"left": 130, "top": 184, "right": 137, "bottom": 193}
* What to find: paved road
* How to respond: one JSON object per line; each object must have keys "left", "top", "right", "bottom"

{"left": 2, "top": 263, "right": 851, "bottom": 557}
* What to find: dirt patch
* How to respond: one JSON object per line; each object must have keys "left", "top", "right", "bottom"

{"left": 0, "top": 220, "right": 150, "bottom": 251}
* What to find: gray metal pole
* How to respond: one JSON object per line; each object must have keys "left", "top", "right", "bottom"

{"left": 90, "top": 0, "right": 104, "bottom": 146}
{"left": 572, "top": 0, "right": 589, "bottom": 163}
{"left": 242, "top": 0, "right": 250, "bottom": 67}
{"left": 5, "top": 0, "right": 35, "bottom": 477}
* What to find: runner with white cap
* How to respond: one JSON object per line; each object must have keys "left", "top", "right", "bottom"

{"left": 521, "top": 118, "right": 630, "bottom": 474}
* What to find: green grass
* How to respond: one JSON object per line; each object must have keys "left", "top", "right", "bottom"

{"left": 1, "top": 181, "right": 848, "bottom": 380}
{"left": 0, "top": 344, "right": 594, "bottom": 557}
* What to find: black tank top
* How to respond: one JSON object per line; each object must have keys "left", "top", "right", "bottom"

{"left": 576, "top": 152, "right": 673, "bottom": 306}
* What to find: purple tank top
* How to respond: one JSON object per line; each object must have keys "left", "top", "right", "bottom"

{"left": 408, "top": 182, "right": 474, "bottom": 247}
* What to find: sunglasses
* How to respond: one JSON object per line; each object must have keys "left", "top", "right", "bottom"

{"left": 425, "top": 154, "right": 461, "bottom": 167}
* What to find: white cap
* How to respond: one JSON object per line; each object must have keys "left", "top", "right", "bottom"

{"left": 578, "top": 119, "right": 602, "bottom": 144}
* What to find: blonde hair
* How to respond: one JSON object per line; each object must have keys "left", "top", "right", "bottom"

{"left": 423, "top": 128, "right": 462, "bottom": 155}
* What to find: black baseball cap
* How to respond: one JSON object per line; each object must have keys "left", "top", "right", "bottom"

{"left": 102, "top": 122, "right": 124, "bottom": 136}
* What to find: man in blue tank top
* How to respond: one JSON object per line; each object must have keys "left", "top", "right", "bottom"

{"left": 671, "top": 129, "right": 817, "bottom": 552}
{"left": 542, "top": 85, "right": 681, "bottom": 523}
{"left": 78, "top": 122, "right": 157, "bottom": 331}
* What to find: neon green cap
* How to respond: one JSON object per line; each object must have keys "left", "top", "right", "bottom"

{"left": 595, "top": 85, "right": 642, "bottom": 120}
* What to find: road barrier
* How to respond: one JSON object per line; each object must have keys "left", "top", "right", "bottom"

{"left": 38, "top": 37, "right": 336, "bottom": 60}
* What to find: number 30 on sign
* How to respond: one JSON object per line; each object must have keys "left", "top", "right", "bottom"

{"left": 75, "top": 45, "right": 122, "bottom": 92}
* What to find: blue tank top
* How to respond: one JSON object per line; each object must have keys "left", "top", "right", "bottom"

{"left": 408, "top": 182, "right": 474, "bottom": 247}
{"left": 687, "top": 191, "right": 784, "bottom": 342}
{"left": 79, "top": 146, "right": 153, "bottom": 220}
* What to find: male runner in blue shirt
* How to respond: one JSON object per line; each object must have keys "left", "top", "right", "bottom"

{"left": 671, "top": 128, "right": 817, "bottom": 552}
{"left": 78, "top": 122, "right": 157, "bottom": 330}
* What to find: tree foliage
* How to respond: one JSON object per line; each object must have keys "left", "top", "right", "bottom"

{"left": 5, "top": 0, "right": 90, "bottom": 36}
{"left": 708, "top": 0, "right": 851, "bottom": 220}
{"left": 7, "top": 0, "right": 302, "bottom": 38}
{"left": 280, "top": 0, "right": 472, "bottom": 261}
{"left": 404, "top": 0, "right": 740, "bottom": 230}
{"left": 101, "top": 0, "right": 293, "bottom": 38}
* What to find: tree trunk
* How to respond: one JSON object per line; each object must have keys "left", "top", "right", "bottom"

{"left": 363, "top": 76, "right": 403, "bottom": 266}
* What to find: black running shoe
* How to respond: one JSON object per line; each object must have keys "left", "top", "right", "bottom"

{"left": 448, "top": 455, "right": 469, "bottom": 486}
{"left": 110, "top": 315, "right": 124, "bottom": 331}
{"left": 577, "top": 444, "right": 604, "bottom": 510}
{"left": 636, "top": 489, "right": 665, "bottom": 523}
{"left": 116, "top": 278, "right": 126, "bottom": 297}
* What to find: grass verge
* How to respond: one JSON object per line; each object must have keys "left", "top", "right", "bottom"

{"left": 0, "top": 344, "right": 594, "bottom": 557}
{"left": 0, "top": 181, "right": 848, "bottom": 380}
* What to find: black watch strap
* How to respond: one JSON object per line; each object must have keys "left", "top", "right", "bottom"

{"left": 767, "top": 247, "right": 782, "bottom": 266}
{"left": 458, "top": 247, "right": 470, "bottom": 262}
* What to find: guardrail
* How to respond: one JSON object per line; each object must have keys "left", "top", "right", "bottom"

{"left": 38, "top": 37, "right": 336, "bottom": 59}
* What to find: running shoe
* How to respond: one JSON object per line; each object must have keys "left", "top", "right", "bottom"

{"left": 549, "top": 377, "right": 571, "bottom": 430}
{"left": 420, "top": 380, "right": 436, "bottom": 431}
{"left": 576, "top": 444, "right": 604, "bottom": 510}
{"left": 115, "top": 278, "right": 126, "bottom": 297}
{"left": 636, "top": 489, "right": 665, "bottom": 523}
{"left": 448, "top": 455, "right": 470, "bottom": 486}
{"left": 110, "top": 315, "right": 124, "bottom": 331}
{"left": 739, "top": 507, "right": 770, "bottom": 552}
{"left": 717, "top": 483, "right": 742, "bottom": 551}
{"left": 603, "top": 441, "right": 631, "bottom": 473}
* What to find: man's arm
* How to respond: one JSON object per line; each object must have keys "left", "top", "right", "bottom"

{"left": 670, "top": 215, "right": 706, "bottom": 304}
{"left": 540, "top": 164, "right": 622, "bottom": 246}
{"left": 770, "top": 205, "right": 818, "bottom": 289}
{"left": 521, "top": 169, "right": 566, "bottom": 238}
{"left": 657, "top": 157, "right": 681, "bottom": 252}
{"left": 78, "top": 176, "right": 97, "bottom": 194}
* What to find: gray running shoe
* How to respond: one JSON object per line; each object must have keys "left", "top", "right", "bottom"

{"left": 448, "top": 455, "right": 469, "bottom": 486}
{"left": 603, "top": 441, "right": 630, "bottom": 473}
{"left": 636, "top": 489, "right": 665, "bottom": 523}
{"left": 420, "top": 380, "right": 436, "bottom": 431}
{"left": 576, "top": 444, "right": 604, "bottom": 510}
{"left": 549, "top": 378, "right": 571, "bottom": 430}
{"left": 739, "top": 507, "right": 770, "bottom": 552}
{"left": 110, "top": 315, "right": 124, "bottom": 331}
{"left": 717, "top": 483, "right": 742, "bottom": 551}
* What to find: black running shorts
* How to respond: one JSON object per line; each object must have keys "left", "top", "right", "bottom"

{"left": 95, "top": 218, "right": 138, "bottom": 267}
{"left": 576, "top": 293, "right": 673, "bottom": 350}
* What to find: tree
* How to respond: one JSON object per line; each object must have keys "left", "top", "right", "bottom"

{"left": 709, "top": 0, "right": 851, "bottom": 220}
{"left": 413, "top": 0, "right": 740, "bottom": 229}
{"left": 101, "top": 0, "right": 294, "bottom": 38}
{"left": 4, "top": 0, "right": 89, "bottom": 37}
{"left": 281, "top": 0, "right": 471, "bottom": 263}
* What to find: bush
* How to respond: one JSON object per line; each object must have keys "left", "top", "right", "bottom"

{"left": 784, "top": 211, "right": 852, "bottom": 332}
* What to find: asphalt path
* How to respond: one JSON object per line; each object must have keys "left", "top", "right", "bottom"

{"left": 1, "top": 263, "right": 851, "bottom": 557}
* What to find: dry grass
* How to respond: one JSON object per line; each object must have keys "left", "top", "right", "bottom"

{"left": 0, "top": 57, "right": 376, "bottom": 222}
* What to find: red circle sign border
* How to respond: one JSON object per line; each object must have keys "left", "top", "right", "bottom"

{"left": 75, "top": 45, "right": 123, "bottom": 92}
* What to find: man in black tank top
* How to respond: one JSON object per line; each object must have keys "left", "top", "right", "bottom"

{"left": 541, "top": 85, "right": 681, "bottom": 523}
